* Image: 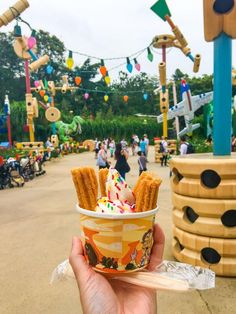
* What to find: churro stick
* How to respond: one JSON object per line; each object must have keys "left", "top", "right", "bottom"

{"left": 133, "top": 172, "right": 153, "bottom": 198}
{"left": 136, "top": 179, "right": 150, "bottom": 212}
{"left": 99, "top": 168, "right": 109, "bottom": 197}
{"left": 151, "top": 178, "right": 162, "bottom": 209}
{"left": 71, "top": 167, "right": 98, "bottom": 210}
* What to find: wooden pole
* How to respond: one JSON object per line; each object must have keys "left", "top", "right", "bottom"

{"left": 25, "top": 60, "right": 34, "bottom": 142}
{"left": 162, "top": 45, "right": 168, "bottom": 138}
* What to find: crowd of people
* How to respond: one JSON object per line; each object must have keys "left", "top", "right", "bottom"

{"left": 94, "top": 134, "right": 150, "bottom": 178}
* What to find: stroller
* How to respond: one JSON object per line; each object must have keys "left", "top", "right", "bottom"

{"left": 20, "top": 156, "right": 35, "bottom": 181}
{"left": 0, "top": 161, "right": 13, "bottom": 189}
{"left": 6, "top": 158, "right": 25, "bottom": 187}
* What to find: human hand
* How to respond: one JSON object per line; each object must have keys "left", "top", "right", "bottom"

{"left": 69, "top": 224, "right": 165, "bottom": 314}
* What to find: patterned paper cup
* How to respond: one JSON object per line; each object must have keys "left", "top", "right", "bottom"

{"left": 76, "top": 204, "right": 158, "bottom": 273}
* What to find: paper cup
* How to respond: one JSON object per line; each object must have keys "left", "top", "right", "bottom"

{"left": 76, "top": 204, "right": 158, "bottom": 273}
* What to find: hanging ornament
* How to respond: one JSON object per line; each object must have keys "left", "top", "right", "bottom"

{"left": 143, "top": 93, "right": 148, "bottom": 100}
{"left": 100, "top": 59, "right": 107, "bottom": 77}
{"left": 34, "top": 80, "right": 40, "bottom": 88}
{"left": 39, "top": 90, "right": 45, "bottom": 97}
{"left": 13, "top": 23, "right": 22, "bottom": 37}
{"left": 75, "top": 76, "right": 82, "bottom": 86}
{"left": 27, "top": 30, "right": 37, "bottom": 49}
{"left": 104, "top": 72, "right": 111, "bottom": 85}
{"left": 134, "top": 58, "right": 141, "bottom": 71}
{"left": 147, "top": 47, "right": 154, "bottom": 62}
{"left": 66, "top": 50, "right": 74, "bottom": 70}
{"left": 46, "top": 65, "right": 53, "bottom": 75}
{"left": 123, "top": 95, "right": 129, "bottom": 102}
{"left": 48, "top": 96, "right": 52, "bottom": 103}
{"left": 126, "top": 57, "right": 133, "bottom": 73}
{"left": 84, "top": 92, "right": 89, "bottom": 100}
{"left": 44, "top": 95, "right": 49, "bottom": 102}
{"left": 104, "top": 95, "right": 109, "bottom": 102}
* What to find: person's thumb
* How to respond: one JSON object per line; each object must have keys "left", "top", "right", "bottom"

{"left": 69, "top": 236, "right": 91, "bottom": 283}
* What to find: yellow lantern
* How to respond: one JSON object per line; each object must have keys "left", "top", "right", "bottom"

{"left": 44, "top": 95, "right": 49, "bottom": 102}
{"left": 104, "top": 75, "right": 111, "bottom": 85}
{"left": 104, "top": 95, "right": 109, "bottom": 102}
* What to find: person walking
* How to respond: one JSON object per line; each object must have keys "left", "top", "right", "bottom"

{"left": 139, "top": 137, "right": 147, "bottom": 155}
{"left": 143, "top": 134, "right": 149, "bottom": 157}
{"left": 114, "top": 143, "right": 130, "bottom": 179}
{"left": 137, "top": 151, "right": 147, "bottom": 176}
{"left": 109, "top": 139, "right": 115, "bottom": 157}
{"left": 96, "top": 143, "right": 109, "bottom": 169}
{"left": 179, "top": 136, "right": 188, "bottom": 155}
{"left": 160, "top": 136, "right": 168, "bottom": 166}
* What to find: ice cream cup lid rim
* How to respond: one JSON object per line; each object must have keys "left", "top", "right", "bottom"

{"left": 76, "top": 204, "right": 159, "bottom": 219}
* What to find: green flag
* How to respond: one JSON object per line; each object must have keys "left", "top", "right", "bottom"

{"left": 150, "top": 0, "right": 171, "bottom": 21}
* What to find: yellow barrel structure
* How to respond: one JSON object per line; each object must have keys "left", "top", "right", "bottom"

{"left": 170, "top": 153, "right": 236, "bottom": 277}
{"left": 173, "top": 226, "right": 236, "bottom": 277}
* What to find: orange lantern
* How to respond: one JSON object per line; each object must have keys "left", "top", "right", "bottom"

{"left": 39, "top": 90, "right": 45, "bottom": 97}
{"left": 123, "top": 95, "right": 129, "bottom": 102}
{"left": 100, "top": 66, "right": 107, "bottom": 77}
{"left": 75, "top": 76, "right": 82, "bottom": 86}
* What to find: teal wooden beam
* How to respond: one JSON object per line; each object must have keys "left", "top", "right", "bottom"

{"left": 213, "top": 32, "right": 232, "bottom": 155}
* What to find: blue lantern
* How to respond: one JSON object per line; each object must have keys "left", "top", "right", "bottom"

{"left": 143, "top": 93, "right": 148, "bottom": 101}
{"left": 46, "top": 65, "right": 53, "bottom": 75}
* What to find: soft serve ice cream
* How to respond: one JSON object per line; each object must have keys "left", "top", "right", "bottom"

{"left": 95, "top": 168, "right": 136, "bottom": 214}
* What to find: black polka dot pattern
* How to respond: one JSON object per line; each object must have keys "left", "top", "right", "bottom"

{"left": 201, "top": 247, "right": 221, "bottom": 264}
{"left": 201, "top": 169, "right": 221, "bottom": 188}
{"left": 213, "top": 0, "right": 234, "bottom": 14}
{"left": 221, "top": 210, "right": 236, "bottom": 227}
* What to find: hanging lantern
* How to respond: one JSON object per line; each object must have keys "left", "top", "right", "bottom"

{"left": 34, "top": 80, "right": 40, "bottom": 88}
{"left": 104, "top": 72, "right": 111, "bottom": 85}
{"left": 39, "top": 90, "right": 45, "bottom": 97}
{"left": 46, "top": 65, "right": 53, "bottom": 75}
{"left": 123, "top": 95, "right": 129, "bottom": 102}
{"left": 84, "top": 92, "right": 89, "bottom": 100}
{"left": 44, "top": 95, "right": 49, "bottom": 102}
{"left": 104, "top": 95, "right": 109, "bottom": 102}
{"left": 134, "top": 58, "right": 141, "bottom": 71}
{"left": 143, "top": 93, "right": 148, "bottom": 100}
{"left": 13, "top": 24, "right": 22, "bottom": 37}
{"left": 27, "top": 30, "right": 37, "bottom": 49}
{"left": 66, "top": 50, "right": 74, "bottom": 70}
{"left": 75, "top": 76, "right": 82, "bottom": 86}
{"left": 100, "top": 59, "right": 107, "bottom": 77}
{"left": 147, "top": 47, "right": 154, "bottom": 62}
{"left": 126, "top": 57, "right": 133, "bottom": 73}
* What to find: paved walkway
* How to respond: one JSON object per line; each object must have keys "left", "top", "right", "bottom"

{"left": 0, "top": 147, "right": 235, "bottom": 313}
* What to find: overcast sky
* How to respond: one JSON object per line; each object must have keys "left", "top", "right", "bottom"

{"left": 1, "top": 0, "right": 236, "bottom": 83}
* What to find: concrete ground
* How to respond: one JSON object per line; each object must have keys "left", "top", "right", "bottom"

{"left": 0, "top": 147, "right": 235, "bottom": 314}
